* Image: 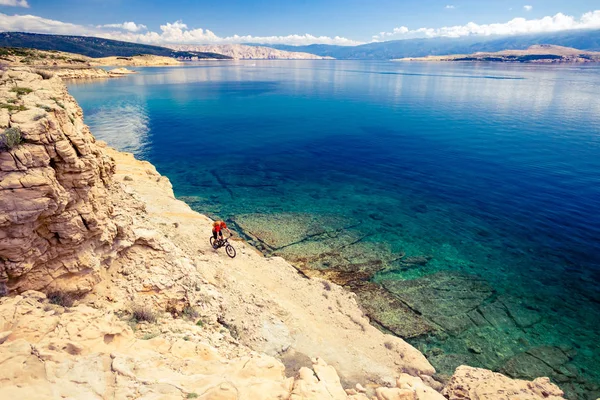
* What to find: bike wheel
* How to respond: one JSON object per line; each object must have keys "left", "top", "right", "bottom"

{"left": 225, "top": 244, "right": 236, "bottom": 258}
{"left": 210, "top": 236, "right": 217, "bottom": 248}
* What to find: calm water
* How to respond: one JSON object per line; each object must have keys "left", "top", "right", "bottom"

{"left": 68, "top": 61, "right": 600, "bottom": 398}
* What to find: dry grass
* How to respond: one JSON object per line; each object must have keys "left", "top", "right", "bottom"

{"left": 130, "top": 304, "right": 157, "bottom": 323}
{"left": 47, "top": 291, "right": 79, "bottom": 307}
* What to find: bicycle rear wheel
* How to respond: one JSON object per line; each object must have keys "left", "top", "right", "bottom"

{"left": 225, "top": 244, "right": 236, "bottom": 258}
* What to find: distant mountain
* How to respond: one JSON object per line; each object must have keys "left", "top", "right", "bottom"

{"left": 0, "top": 32, "right": 231, "bottom": 60}
{"left": 265, "top": 29, "right": 600, "bottom": 60}
{"left": 400, "top": 45, "right": 600, "bottom": 63}
{"left": 166, "top": 44, "right": 333, "bottom": 60}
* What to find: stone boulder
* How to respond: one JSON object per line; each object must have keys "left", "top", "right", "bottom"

{"left": 443, "top": 365, "right": 565, "bottom": 400}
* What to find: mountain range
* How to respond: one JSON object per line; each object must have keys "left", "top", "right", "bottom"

{"left": 266, "top": 29, "right": 600, "bottom": 60}
{"left": 0, "top": 32, "right": 231, "bottom": 59}
{"left": 1, "top": 29, "right": 600, "bottom": 60}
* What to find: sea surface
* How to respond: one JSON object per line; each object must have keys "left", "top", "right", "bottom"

{"left": 68, "top": 61, "right": 600, "bottom": 399}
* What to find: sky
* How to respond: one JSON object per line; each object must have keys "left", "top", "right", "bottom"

{"left": 0, "top": 0, "right": 599, "bottom": 46}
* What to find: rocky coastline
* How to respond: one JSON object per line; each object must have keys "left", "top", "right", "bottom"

{"left": 0, "top": 68, "right": 569, "bottom": 399}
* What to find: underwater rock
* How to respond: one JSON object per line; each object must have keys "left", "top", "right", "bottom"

{"left": 232, "top": 212, "right": 357, "bottom": 250}
{"left": 382, "top": 272, "right": 495, "bottom": 335}
{"left": 354, "top": 282, "right": 438, "bottom": 338}
{"left": 500, "top": 352, "right": 556, "bottom": 380}
{"left": 500, "top": 297, "right": 543, "bottom": 328}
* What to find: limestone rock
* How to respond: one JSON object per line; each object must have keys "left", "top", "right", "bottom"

{"left": 443, "top": 365, "right": 565, "bottom": 400}
{"left": 0, "top": 69, "right": 124, "bottom": 293}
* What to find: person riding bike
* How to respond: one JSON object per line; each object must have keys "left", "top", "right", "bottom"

{"left": 212, "top": 220, "right": 231, "bottom": 247}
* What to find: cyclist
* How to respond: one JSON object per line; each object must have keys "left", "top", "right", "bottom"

{"left": 212, "top": 220, "right": 231, "bottom": 247}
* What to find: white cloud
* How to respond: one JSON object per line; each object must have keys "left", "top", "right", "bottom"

{"left": 373, "top": 10, "right": 600, "bottom": 40}
{"left": 0, "top": 0, "right": 29, "bottom": 8}
{"left": 0, "top": 13, "right": 361, "bottom": 46}
{"left": 445, "top": 5, "right": 455, "bottom": 9}
{"left": 524, "top": 5, "right": 533, "bottom": 11}
{"left": 98, "top": 21, "right": 147, "bottom": 32}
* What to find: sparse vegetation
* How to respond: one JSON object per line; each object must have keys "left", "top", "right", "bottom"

{"left": 322, "top": 281, "right": 332, "bottom": 291}
{"left": 183, "top": 305, "right": 200, "bottom": 320}
{"left": 142, "top": 333, "right": 159, "bottom": 340}
{"left": 0, "top": 127, "right": 23, "bottom": 150}
{"left": 0, "top": 103, "right": 27, "bottom": 112}
{"left": 196, "top": 320, "right": 204, "bottom": 327}
{"left": 51, "top": 97, "right": 65, "bottom": 109}
{"left": 130, "top": 304, "right": 157, "bottom": 323}
{"left": 36, "top": 104, "right": 53, "bottom": 112}
{"left": 187, "top": 393, "right": 199, "bottom": 399}
{"left": 183, "top": 336, "right": 190, "bottom": 341}
{"left": 47, "top": 291, "right": 78, "bottom": 307}
{"left": 11, "top": 86, "right": 33, "bottom": 96}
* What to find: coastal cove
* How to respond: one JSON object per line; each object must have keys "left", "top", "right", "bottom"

{"left": 68, "top": 60, "right": 600, "bottom": 399}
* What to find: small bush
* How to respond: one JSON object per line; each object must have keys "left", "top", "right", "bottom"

{"left": 47, "top": 291, "right": 78, "bottom": 307}
{"left": 187, "top": 394, "right": 199, "bottom": 399}
{"left": 131, "top": 305, "right": 157, "bottom": 323}
{"left": 142, "top": 333, "right": 159, "bottom": 340}
{"left": 183, "top": 305, "right": 200, "bottom": 320}
{"left": 11, "top": 87, "right": 33, "bottom": 96}
{"left": 0, "top": 127, "right": 22, "bottom": 150}
{"left": 0, "top": 103, "right": 27, "bottom": 112}
{"left": 183, "top": 336, "right": 190, "bottom": 341}
{"left": 196, "top": 320, "right": 204, "bottom": 327}
{"left": 36, "top": 104, "right": 53, "bottom": 112}
{"left": 51, "top": 98, "right": 65, "bottom": 109}
{"left": 34, "top": 69, "right": 54, "bottom": 80}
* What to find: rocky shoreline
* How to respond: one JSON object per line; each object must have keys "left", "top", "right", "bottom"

{"left": 0, "top": 68, "right": 569, "bottom": 399}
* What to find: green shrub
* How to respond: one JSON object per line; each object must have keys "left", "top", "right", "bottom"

{"left": 187, "top": 394, "right": 198, "bottom": 399}
{"left": 0, "top": 127, "right": 22, "bottom": 150}
{"left": 142, "top": 333, "right": 159, "bottom": 340}
{"left": 36, "top": 104, "right": 53, "bottom": 112}
{"left": 196, "top": 320, "right": 204, "bottom": 327}
{"left": 0, "top": 103, "right": 27, "bottom": 112}
{"left": 11, "top": 87, "right": 33, "bottom": 96}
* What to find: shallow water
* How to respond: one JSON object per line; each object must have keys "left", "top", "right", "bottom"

{"left": 69, "top": 61, "right": 600, "bottom": 399}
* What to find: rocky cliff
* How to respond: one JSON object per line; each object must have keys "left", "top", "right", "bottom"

{"left": 0, "top": 69, "right": 566, "bottom": 399}
{"left": 167, "top": 44, "right": 333, "bottom": 60}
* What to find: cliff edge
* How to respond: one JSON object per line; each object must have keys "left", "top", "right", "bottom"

{"left": 0, "top": 69, "right": 566, "bottom": 399}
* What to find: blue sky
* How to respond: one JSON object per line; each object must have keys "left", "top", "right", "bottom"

{"left": 0, "top": 0, "right": 599, "bottom": 45}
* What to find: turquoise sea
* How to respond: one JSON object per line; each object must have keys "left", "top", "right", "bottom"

{"left": 68, "top": 61, "right": 600, "bottom": 399}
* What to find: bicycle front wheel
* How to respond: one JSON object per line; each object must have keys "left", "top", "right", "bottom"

{"left": 210, "top": 236, "right": 217, "bottom": 248}
{"left": 225, "top": 244, "right": 236, "bottom": 258}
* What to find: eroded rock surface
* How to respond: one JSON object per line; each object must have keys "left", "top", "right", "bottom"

{"left": 443, "top": 366, "right": 566, "bottom": 400}
{"left": 0, "top": 69, "right": 123, "bottom": 293}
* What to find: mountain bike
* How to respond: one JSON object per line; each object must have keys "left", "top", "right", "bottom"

{"left": 210, "top": 235, "right": 237, "bottom": 258}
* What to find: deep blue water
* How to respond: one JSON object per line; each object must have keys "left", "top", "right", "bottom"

{"left": 68, "top": 61, "right": 600, "bottom": 397}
